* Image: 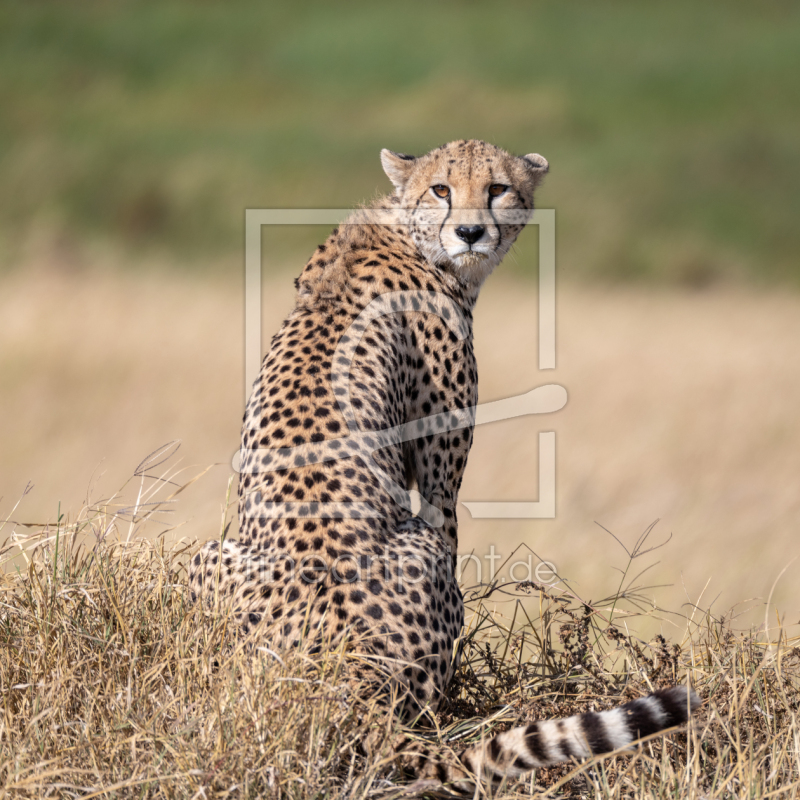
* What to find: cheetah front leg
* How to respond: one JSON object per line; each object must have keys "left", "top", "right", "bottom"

{"left": 403, "top": 425, "right": 473, "bottom": 557}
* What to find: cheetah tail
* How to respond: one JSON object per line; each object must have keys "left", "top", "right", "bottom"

{"left": 407, "top": 686, "right": 701, "bottom": 791}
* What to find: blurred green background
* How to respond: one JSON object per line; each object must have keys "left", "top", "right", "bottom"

{"left": 2, "top": 0, "right": 799, "bottom": 284}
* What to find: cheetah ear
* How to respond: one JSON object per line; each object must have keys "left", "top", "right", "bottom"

{"left": 522, "top": 153, "right": 549, "bottom": 184}
{"left": 381, "top": 149, "right": 416, "bottom": 192}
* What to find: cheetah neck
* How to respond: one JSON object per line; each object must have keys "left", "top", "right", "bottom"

{"left": 293, "top": 196, "right": 483, "bottom": 315}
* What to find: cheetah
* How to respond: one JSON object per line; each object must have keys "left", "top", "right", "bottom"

{"left": 189, "top": 139, "right": 699, "bottom": 789}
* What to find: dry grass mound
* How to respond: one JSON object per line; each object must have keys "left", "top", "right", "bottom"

{"left": 2, "top": 449, "right": 799, "bottom": 798}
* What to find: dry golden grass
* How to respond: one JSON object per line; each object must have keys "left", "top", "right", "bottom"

{"left": 2, "top": 263, "right": 799, "bottom": 629}
{"left": 2, "top": 458, "right": 800, "bottom": 798}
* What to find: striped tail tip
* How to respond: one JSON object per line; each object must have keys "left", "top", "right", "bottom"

{"left": 460, "top": 685, "right": 701, "bottom": 781}
{"left": 601, "top": 685, "right": 701, "bottom": 752}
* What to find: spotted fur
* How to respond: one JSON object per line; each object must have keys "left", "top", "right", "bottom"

{"left": 455, "top": 686, "right": 700, "bottom": 786}
{"left": 188, "top": 140, "right": 699, "bottom": 789}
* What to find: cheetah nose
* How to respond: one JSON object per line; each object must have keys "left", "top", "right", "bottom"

{"left": 454, "top": 225, "right": 485, "bottom": 245}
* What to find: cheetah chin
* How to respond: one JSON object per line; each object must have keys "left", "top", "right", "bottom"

{"left": 452, "top": 250, "right": 493, "bottom": 288}
{"left": 454, "top": 251, "right": 487, "bottom": 267}
{"left": 189, "top": 139, "right": 701, "bottom": 792}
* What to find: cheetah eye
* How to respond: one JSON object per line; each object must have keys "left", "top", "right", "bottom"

{"left": 488, "top": 184, "right": 508, "bottom": 197}
{"left": 431, "top": 185, "right": 450, "bottom": 199}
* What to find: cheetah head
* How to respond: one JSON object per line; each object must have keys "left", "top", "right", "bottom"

{"left": 380, "top": 139, "right": 548, "bottom": 290}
